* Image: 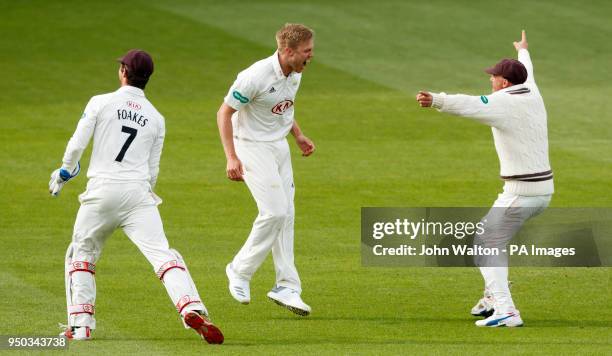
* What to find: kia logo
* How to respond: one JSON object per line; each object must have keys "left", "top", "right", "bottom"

{"left": 271, "top": 100, "right": 294, "bottom": 115}
{"left": 127, "top": 101, "right": 141, "bottom": 110}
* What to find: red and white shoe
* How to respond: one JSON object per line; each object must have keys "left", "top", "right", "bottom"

{"left": 183, "top": 311, "right": 224, "bottom": 344}
{"left": 59, "top": 325, "right": 92, "bottom": 340}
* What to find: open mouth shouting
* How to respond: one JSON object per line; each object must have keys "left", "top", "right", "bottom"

{"left": 300, "top": 59, "right": 311, "bottom": 71}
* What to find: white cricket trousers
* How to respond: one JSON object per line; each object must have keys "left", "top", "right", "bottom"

{"left": 476, "top": 191, "right": 552, "bottom": 313}
{"left": 230, "top": 138, "right": 302, "bottom": 293}
{"left": 66, "top": 179, "right": 206, "bottom": 329}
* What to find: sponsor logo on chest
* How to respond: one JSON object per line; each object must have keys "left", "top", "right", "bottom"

{"left": 271, "top": 100, "right": 294, "bottom": 115}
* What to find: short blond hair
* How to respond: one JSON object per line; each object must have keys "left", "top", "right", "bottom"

{"left": 275, "top": 23, "right": 314, "bottom": 50}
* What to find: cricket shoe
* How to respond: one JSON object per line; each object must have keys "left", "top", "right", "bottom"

{"left": 183, "top": 311, "right": 224, "bottom": 344}
{"left": 475, "top": 308, "right": 524, "bottom": 327}
{"left": 58, "top": 324, "right": 92, "bottom": 340}
{"left": 471, "top": 292, "right": 495, "bottom": 318}
{"left": 226, "top": 263, "right": 250, "bottom": 304}
{"left": 471, "top": 282, "right": 512, "bottom": 318}
{"left": 267, "top": 286, "right": 311, "bottom": 316}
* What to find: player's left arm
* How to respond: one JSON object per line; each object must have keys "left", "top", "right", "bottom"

{"left": 290, "top": 120, "right": 315, "bottom": 157}
{"left": 514, "top": 30, "right": 535, "bottom": 85}
{"left": 49, "top": 98, "right": 98, "bottom": 196}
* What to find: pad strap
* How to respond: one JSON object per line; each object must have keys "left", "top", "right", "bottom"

{"left": 69, "top": 304, "right": 95, "bottom": 315}
{"left": 156, "top": 260, "right": 185, "bottom": 280}
{"left": 175, "top": 295, "right": 202, "bottom": 314}
{"left": 69, "top": 261, "right": 96, "bottom": 275}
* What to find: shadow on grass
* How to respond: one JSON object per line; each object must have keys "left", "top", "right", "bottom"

{"left": 85, "top": 338, "right": 611, "bottom": 347}
{"left": 269, "top": 315, "right": 611, "bottom": 328}
{"left": 223, "top": 339, "right": 612, "bottom": 347}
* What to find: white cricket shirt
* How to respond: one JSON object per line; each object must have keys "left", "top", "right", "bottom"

{"left": 224, "top": 51, "right": 302, "bottom": 142}
{"left": 61, "top": 86, "right": 165, "bottom": 188}
{"left": 431, "top": 49, "right": 553, "bottom": 196}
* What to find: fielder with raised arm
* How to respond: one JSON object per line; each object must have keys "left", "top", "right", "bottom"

{"left": 416, "top": 31, "right": 553, "bottom": 327}
{"left": 49, "top": 50, "right": 223, "bottom": 343}
{"left": 217, "top": 24, "right": 315, "bottom": 316}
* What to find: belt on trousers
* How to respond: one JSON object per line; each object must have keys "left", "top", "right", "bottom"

{"left": 233, "top": 136, "right": 285, "bottom": 143}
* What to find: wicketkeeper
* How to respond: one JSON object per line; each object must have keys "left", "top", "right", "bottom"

{"left": 50, "top": 50, "right": 223, "bottom": 343}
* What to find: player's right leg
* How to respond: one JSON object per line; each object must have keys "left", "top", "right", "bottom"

{"left": 120, "top": 187, "right": 223, "bottom": 344}
{"left": 229, "top": 140, "right": 289, "bottom": 303}
{"left": 61, "top": 183, "right": 118, "bottom": 340}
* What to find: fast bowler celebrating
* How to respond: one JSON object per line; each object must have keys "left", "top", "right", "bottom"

{"left": 49, "top": 50, "right": 223, "bottom": 343}
{"left": 416, "top": 31, "right": 553, "bottom": 327}
{"left": 217, "top": 23, "right": 315, "bottom": 316}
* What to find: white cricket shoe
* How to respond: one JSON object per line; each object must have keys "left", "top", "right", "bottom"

{"left": 471, "top": 291, "right": 495, "bottom": 317}
{"left": 59, "top": 325, "right": 92, "bottom": 340}
{"left": 267, "top": 286, "right": 311, "bottom": 316}
{"left": 475, "top": 308, "right": 524, "bottom": 327}
{"left": 471, "top": 282, "right": 512, "bottom": 318}
{"left": 226, "top": 263, "right": 250, "bottom": 304}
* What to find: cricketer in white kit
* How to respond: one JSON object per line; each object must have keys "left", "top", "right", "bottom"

{"left": 416, "top": 31, "right": 553, "bottom": 327}
{"left": 49, "top": 50, "right": 223, "bottom": 343}
{"left": 216, "top": 24, "right": 316, "bottom": 316}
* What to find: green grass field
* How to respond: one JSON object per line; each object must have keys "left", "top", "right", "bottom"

{"left": 1, "top": 0, "right": 610, "bottom": 354}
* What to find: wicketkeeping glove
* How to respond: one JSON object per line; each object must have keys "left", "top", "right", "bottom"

{"left": 49, "top": 162, "right": 81, "bottom": 196}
